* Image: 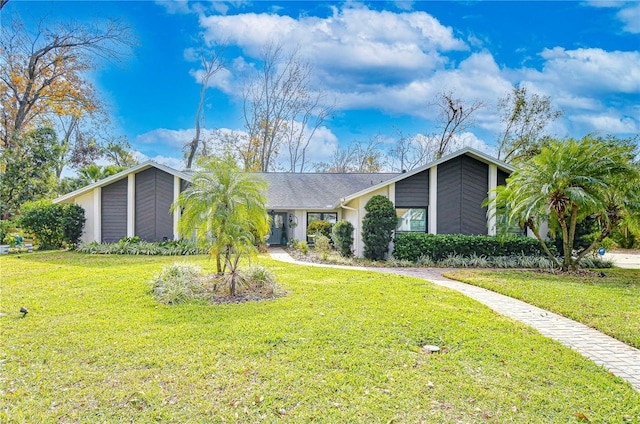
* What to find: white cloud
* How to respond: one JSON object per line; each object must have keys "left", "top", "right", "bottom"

{"left": 199, "top": 4, "right": 467, "bottom": 89}
{"left": 190, "top": 67, "right": 235, "bottom": 93}
{"left": 534, "top": 48, "right": 640, "bottom": 94}
{"left": 584, "top": 1, "right": 640, "bottom": 33}
{"left": 394, "top": 1, "right": 414, "bottom": 11}
{"left": 617, "top": 3, "right": 640, "bottom": 33}
{"left": 136, "top": 128, "right": 197, "bottom": 148}
{"left": 570, "top": 112, "right": 639, "bottom": 134}
{"left": 134, "top": 151, "right": 186, "bottom": 170}
{"left": 297, "top": 125, "right": 339, "bottom": 166}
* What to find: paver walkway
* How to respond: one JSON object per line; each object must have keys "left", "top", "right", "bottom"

{"left": 269, "top": 247, "right": 640, "bottom": 392}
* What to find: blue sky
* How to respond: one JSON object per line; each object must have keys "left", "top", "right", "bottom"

{"left": 5, "top": 0, "right": 640, "bottom": 170}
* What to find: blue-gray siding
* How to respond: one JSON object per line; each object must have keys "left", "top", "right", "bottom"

{"left": 101, "top": 178, "right": 128, "bottom": 243}
{"left": 437, "top": 155, "right": 489, "bottom": 235}
{"left": 395, "top": 170, "right": 429, "bottom": 208}
{"left": 135, "top": 168, "right": 174, "bottom": 242}
{"left": 461, "top": 156, "right": 489, "bottom": 235}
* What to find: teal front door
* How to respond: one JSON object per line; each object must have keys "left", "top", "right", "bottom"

{"left": 267, "top": 212, "right": 287, "bottom": 245}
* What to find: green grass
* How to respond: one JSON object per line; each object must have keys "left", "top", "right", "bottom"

{"left": 1, "top": 252, "right": 638, "bottom": 422}
{"left": 446, "top": 268, "right": 640, "bottom": 350}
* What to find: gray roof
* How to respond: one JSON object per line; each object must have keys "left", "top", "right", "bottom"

{"left": 256, "top": 173, "right": 400, "bottom": 210}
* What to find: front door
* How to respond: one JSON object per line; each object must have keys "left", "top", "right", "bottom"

{"left": 267, "top": 212, "right": 287, "bottom": 245}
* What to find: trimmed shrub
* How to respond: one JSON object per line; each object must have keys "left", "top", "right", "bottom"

{"left": 314, "top": 234, "right": 332, "bottom": 260}
{"left": 362, "top": 195, "right": 396, "bottom": 260}
{"left": 331, "top": 220, "right": 354, "bottom": 257}
{"left": 307, "top": 220, "right": 331, "bottom": 238}
{"left": 62, "top": 204, "right": 86, "bottom": 246}
{"left": 393, "top": 233, "right": 557, "bottom": 262}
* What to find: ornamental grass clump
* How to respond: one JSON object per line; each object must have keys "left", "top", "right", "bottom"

{"left": 238, "top": 265, "right": 282, "bottom": 296}
{"left": 150, "top": 263, "right": 205, "bottom": 304}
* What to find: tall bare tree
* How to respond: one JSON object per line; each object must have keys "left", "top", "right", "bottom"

{"left": 430, "top": 91, "right": 485, "bottom": 159}
{"left": 496, "top": 85, "right": 564, "bottom": 163}
{"left": 185, "top": 44, "right": 225, "bottom": 169}
{"left": 243, "top": 42, "right": 330, "bottom": 172}
{"left": 314, "top": 136, "right": 384, "bottom": 173}
{"left": 285, "top": 92, "right": 334, "bottom": 172}
{"left": 352, "top": 136, "right": 385, "bottom": 173}
{"left": 387, "top": 128, "right": 436, "bottom": 172}
{"left": 0, "top": 16, "right": 133, "bottom": 148}
{"left": 313, "top": 145, "right": 355, "bottom": 173}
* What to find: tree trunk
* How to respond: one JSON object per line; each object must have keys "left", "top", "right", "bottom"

{"left": 526, "top": 219, "right": 561, "bottom": 268}
{"left": 556, "top": 213, "right": 572, "bottom": 271}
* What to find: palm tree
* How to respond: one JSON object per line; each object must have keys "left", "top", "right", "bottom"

{"left": 498, "top": 135, "right": 639, "bottom": 271}
{"left": 171, "top": 155, "right": 270, "bottom": 296}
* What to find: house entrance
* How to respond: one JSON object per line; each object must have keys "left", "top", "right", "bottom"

{"left": 267, "top": 212, "right": 287, "bottom": 246}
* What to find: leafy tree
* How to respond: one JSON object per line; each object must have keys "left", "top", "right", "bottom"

{"left": 172, "top": 155, "right": 270, "bottom": 296}
{"left": 100, "top": 136, "right": 138, "bottom": 168}
{"left": 0, "top": 128, "right": 61, "bottom": 218}
{"left": 496, "top": 85, "right": 563, "bottom": 163}
{"left": 61, "top": 204, "right": 86, "bottom": 246}
{"left": 497, "top": 135, "right": 639, "bottom": 271}
{"left": 0, "top": 16, "right": 132, "bottom": 147}
{"left": 362, "top": 195, "right": 396, "bottom": 260}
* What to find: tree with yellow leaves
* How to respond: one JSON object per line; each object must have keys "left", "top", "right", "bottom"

{"left": 0, "top": 16, "right": 133, "bottom": 148}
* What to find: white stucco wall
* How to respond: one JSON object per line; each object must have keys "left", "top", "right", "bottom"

{"left": 341, "top": 199, "right": 360, "bottom": 256}
{"left": 74, "top": 190, "right": 96, "bottom": 244}
{"left": 347, "top": 186, "right": 392, "bottom": 257}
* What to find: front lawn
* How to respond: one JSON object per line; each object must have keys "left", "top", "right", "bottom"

{"left": 1, "top": 252, "right": 638, "bottom": 422}
{"left": 446, "top": 269, "right": 640, "bottom": 349}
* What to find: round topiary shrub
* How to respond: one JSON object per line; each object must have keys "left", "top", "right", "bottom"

{"left": 362, "top": 195, "right": 396, "bottom": 260}
{"left": 332, "top": 220, "right": 354, "bottom": 257}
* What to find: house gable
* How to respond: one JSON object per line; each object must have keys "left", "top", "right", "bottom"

{"left": 395, "top": 169, "right": 429, "bottom": 208}
{"left": 436, "top": 155, "right": 489, "bottom": 235}
{"left": 101, "top": 178, "right": 128, "bottom": 243}
{"left": 135, "top": 167, "right": 175, "bottom": 242}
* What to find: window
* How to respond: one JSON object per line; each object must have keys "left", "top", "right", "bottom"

{"left": 307, "top": 212, "right": 337, "bottom": 225}
{"left": 306, "top": 212, "right": 338, "bottom": 243}
{"left": 396, "top": 208, "right": 426, "bottom": 232}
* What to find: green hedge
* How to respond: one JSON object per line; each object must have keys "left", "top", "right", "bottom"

{"left": 393, "top": 233, "right": 557, "bottom": 262}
